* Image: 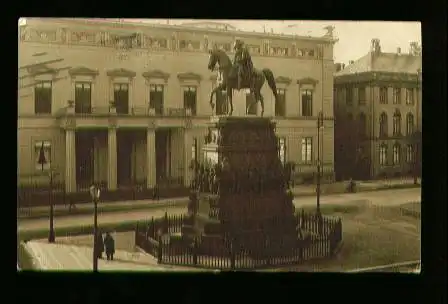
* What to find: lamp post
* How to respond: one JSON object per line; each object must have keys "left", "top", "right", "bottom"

{"left": 90, "top": 184, "right": 101, "bottom": 272}
{"left": 48, "top": 169, "right": 56, "bottom": 243}
{"left": 316, "top": 111, "right": 324, "bottom": 216}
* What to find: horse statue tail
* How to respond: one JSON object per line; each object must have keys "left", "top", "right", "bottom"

{"left": 262, "top": 68, "right": 278, "bottom": 102}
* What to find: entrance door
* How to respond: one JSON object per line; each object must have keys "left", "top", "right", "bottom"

{"left": 76, "top": 132, "right": 94, "bottom": 189}
{"left": 117, "top": 132, "right": 132, "bottom": 187}
{"left": 155, "top": 129, "right": 169, "bottom": 182}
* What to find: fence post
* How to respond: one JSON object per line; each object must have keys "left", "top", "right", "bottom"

{"left": 301, "top": 209, "right": 305, "bottom": 230}
{"left": 193, "top": 237, "right": 198, "bottom": 266}
{"left": 164, "top": 211, "right": 169, "bottom": 233}
{"left": 150, "top": 217, "right": 155, "bottom": 238}
{"left": 157, "top": 234, "right": 163, "bottom": 264}
{"left": 230, "top": 238, "right": 236, "bottom": 270}
{"left": 265, "top": 235, "right": 271, "bottom": 267}
{"left": 135, "top": 222, "right": 139, "bottom": 246}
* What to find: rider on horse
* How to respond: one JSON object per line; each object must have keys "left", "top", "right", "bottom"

{"left": 233, "top": 39, "right": 253, "bottom": 90}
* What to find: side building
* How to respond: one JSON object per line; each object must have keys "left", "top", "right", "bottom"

{"left": 334, "top": 39, "right": 422, "bottom": 180}
{"left": 18, "top": 18, "right": 337, "bottom": 196}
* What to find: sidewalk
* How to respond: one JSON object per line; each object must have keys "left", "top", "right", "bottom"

{"left": 24, "top": 241, "right": 216, "bottom": 272}
{"left": 18, "top": 197, "right": 189, "bottom": 219}
{"left": 18, "top": 179, "right": 419, "bottom": 220}
{"left": 18, "top": 187, "right": 421, "bottom": 233}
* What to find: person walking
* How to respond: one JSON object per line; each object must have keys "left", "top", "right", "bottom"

{"left": 104, "top": 231, "right": 115, "bottom": 261}
{"left": 95, "top": 231, "right": 104, "bottom": 259}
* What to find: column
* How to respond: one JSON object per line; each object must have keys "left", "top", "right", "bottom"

{"left": 108, "top": 127, "right": 117, "bottom": 191}
{"left": 65, "top": 129, "right": 76, "bottom": 193}
{"left": 183, "top": 128, "right": 193, "bottom": 187}
{"left": 146, "top": 128, "right": 156, "bottom": 188}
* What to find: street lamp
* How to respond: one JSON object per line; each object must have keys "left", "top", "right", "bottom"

{"left": 48, "top": 169, "right": 57, "bottom": 243}
{"left": 316, "top": 111, "right": 324, "bottom": 217}
{"left": 90, "top": 184, "right": 101, "bottom": 272}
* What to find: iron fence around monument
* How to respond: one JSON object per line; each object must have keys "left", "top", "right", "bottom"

{"left": 135, "top": 212, "right": 342, "bottom": 270}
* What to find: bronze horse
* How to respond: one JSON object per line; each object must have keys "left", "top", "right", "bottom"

{"left": 207, "top": 48, "right": 278, "bottom": 116}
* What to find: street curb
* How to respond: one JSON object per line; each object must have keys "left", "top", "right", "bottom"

{"left": 18, "top": 184, "right": 419, "bottom": 221}
{"left": 18, "top": 198, "right": 189, "bottom": 221}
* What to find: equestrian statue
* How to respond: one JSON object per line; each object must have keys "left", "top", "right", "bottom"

{"left": 208, "top": 39, "right": 278, "bottom": 116}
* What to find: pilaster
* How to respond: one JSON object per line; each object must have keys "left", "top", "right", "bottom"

{"left": 65, "top": 129, "right": 76, "bottom": 192}
{"left": 146, "top": 128, "right": 156, "bottom": 188}
{"left": 107, "top": 127, "right": 117, "bottom": 190}
{"left": 183, "top": 127, "right": 193, "bottom": 187}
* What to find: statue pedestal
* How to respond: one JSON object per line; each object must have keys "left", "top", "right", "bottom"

{"left": 183, "top": 117, "right": 297, "bottom": 256}
{"left": 231, "top": 90, "right": 247, "bottom": 117}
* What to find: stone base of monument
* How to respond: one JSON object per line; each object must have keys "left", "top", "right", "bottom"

{"left": 135, "top": 117, "right": 343, "bottom": 270}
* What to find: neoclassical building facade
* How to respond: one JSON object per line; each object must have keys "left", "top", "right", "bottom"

{"left": 18, "top": 18, "right": 337, "bottom": 192}
{"left": 334, "top": 39, "right": 422, "bottom": 180}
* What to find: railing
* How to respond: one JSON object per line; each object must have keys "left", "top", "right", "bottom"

{"left": 55, "top": 105, "right": 196, "bottom": 117}
{"left": 135, "top": 212, "right": 343, "bottom": 270}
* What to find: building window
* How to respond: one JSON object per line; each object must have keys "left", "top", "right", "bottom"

{"left": 301, "top": 137, "right": 312, "bottom": 164}
{"left": 114, "top": 83, "right": 129, "bottom": 114}
{"left": 149, "top": 84, "right": 164, "bottom": 115}
{"left": 216, "top": 90, "right": 228, "bottom": 116}
{"left": 358, "top": 112, "right": 367, "bottom": 138}
{"left": 75, "top": 82, "right": 92, "bottom": 114}
{"left": 393, "top": 87, "right": 401, "bottom": 104}
{"left": 277, "top": 137, "right": 286, "bottom": 164}
{"left": 358, "top": 87, "right": 366, "bottom": 105}
{"left": 246, "top": 92, "right": 257, "bottom": 115}
{"left": 346, "top": 87, "right": 353, "bottom": 105}
{"left": 379, "top": 112, "right": 388, "bottom": 137}
{"left": 379, "top": 87, "right": 388, "bottom": 104}
{"left": 406, "top": 144, "right": 414, "bottom": 163}
{"left": 379, "top": 144, "right": 388, "bottom": 166}
{"left": 35, "top": 140, "right": 51, "bottom": 171}
{"left": 406, "top": 88, "right": 414, "bottom": 105}
{"left": 34, "top": 81, "right": 52, "bottom": 114}
{"left": 275, "top": 89, "right": 286, "bottom": 117}
{"left": 183, "top": 86, "right": 197, "bottom": 115}
{"left": 393, "top": 111, "right": 402, "bottom": 135}
{"left": 393, "top": 143, "right": 401, "bottom": 165}
{"left": 301, "top": 89, "right": 313, "bottom": 117}
{"left": 406, "top": 113, "right": 415, "bottom": 135}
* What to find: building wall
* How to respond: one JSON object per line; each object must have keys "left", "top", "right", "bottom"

{"left": 334, "top": 72, "right": 421, "bottom": 179}
{"left": 18, "top": 18, "right": 336, "bottom": 185}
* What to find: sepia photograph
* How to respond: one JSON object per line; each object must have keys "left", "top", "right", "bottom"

{"left": 17, "top": 18, "right": 421, "bottom": 273}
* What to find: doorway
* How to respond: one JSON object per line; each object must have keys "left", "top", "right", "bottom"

{"left": 117, "top": 130, "right": 133, "bottom": 187}
{"left": 155, "top": 129, "right": 170, "bottom": 182}
{"left": 75, "top": 131, "right": 94, "bottom": 189}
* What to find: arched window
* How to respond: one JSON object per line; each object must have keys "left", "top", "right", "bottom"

{"left": 393, "top": 110, "right": 402, "bottom": 135}
{"left": 359, "top": 112, "right": 367, "bottom": 138}
{"left": 393, "top": 143, "right": 401, "bottom": 165}
{"left": 406, "top": 113, "right": 415, "bottom": 135}
{"left": 379, "top": 143, "right": 388, "bottom": 166}
{"left": 379, "top": 112, "right": 388, "bottom": 137}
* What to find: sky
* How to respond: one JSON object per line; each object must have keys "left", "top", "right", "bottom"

{"left": 125, "top": 19, "right": 422, "bottom": 64}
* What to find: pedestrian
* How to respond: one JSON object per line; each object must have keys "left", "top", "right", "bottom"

{"left": 95, "top": 231, "right": 104, "bottom": 259}
{"left": 104, "top": 231, "right": 115, "bottom": 261}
